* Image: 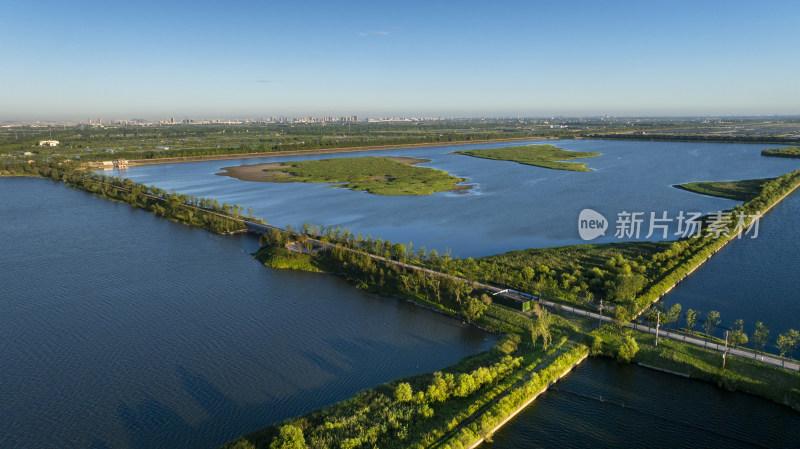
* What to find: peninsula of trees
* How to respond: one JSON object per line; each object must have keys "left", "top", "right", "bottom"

{"left": 762, "top": 146, "right": 800, "bottom": 158}
{"left": 674, "top": 178, "right": 775, "bottom": 202}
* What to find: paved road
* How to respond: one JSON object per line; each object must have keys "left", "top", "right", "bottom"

{"left": 541, "top": 300, "right": 800, "bottom": 372}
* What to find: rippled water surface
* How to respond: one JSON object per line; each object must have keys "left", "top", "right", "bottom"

{"left": 490, "top": 358, "right": 800, "bottom": 448}
{"left": 117, "top": 139, "right": 800, "bottom": 257}
{"left": 660, "top": 189, "right": 800, "bottom": 338}
{"left": 0, "top": 177, "right": 494, "bottom": 448}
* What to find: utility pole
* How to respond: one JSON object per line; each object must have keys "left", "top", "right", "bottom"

{"left": 723, "top": 330, "right": 729, "bottom": 368}
{"left": 655, "top": 311, "right": 660, "bottom": 347}
{"left": 598, "top": 299, "right": 603, "bottom": 327}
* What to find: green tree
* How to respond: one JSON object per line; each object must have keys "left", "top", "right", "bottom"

{"left": 269, "top": 425, "right": 307, "bottom": 449}
{"left": 609, "top": 274, "right": 646, "bottom": 301}
{"left": 729, "top": 319, "right": 748, "bottom": 347}
{"left": 617, "top": 335, "right": 639, "bottom": 363}
{"left": 703, "top": 311, "right": 721, "bottom": 346}
{"left": 392, "top": 242, "right": 407, "bottom": 261}
{"left": 521, "top": 265, "right": 535, "bottom": 281}
{"left": 752, "top": 321, "right": 770, "bottom": 355}
{"left": 776, "top": 329, "right": 799, "bottom": 366}
{"left": 645, "top": 307, "right": 659, "bottom": 330}
{"left": 425, "top": 372, "right": 448, "bottom": 403}
{"left": 530, "top": 304, "right": 552, "bottom": 349}
{"left": 614, "top": 304, "right": 631, "bottom": 333}
{"left": 454, "top": 373, "right": 477, "bottom": 397}
{"left": 685, "top": 308, "right": 699, "bottom": 332}
{"left": 453, "top": 281, "right": 473, "bottom": 305}
{"left": 666, "top": 303, "right": 682, "bottom": 330}
{"left": 395, "top": 382, "right": 413, "bottom": 403}
{"left": 461, "top": 295, "right": 487, "bottom": 323}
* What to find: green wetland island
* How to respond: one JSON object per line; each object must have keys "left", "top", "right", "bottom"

{"left": 218, "top": 156, "right": 467, "bottom": 195}
{"left": 453, "top": 144, "right": 601, "bottom": 172}
{"left": 2, "top": 121, "right": 800, "bottom": 448}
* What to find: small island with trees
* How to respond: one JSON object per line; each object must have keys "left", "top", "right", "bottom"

{"left": 217, "top": 156, "right": 469, "bottom": 195}
{"left": 453, "top": 144, "right": 601, "bottom": 172}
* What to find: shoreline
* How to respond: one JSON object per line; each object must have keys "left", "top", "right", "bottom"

{"left": 107, "top": 136, "right": 546, "bottom": 167}
{"left": 636, "top": 178, "right": 800, "bottom": 317}
{"left": 465, "top": 351, "right": 589, "bottom": 449}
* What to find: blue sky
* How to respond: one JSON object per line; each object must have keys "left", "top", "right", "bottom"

{"left": 2, "top": 0, "right": 798, "bottom": 120}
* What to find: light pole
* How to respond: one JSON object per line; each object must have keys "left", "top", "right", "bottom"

{"left": 655, "top": 311, "right": 660, "bottom": 347}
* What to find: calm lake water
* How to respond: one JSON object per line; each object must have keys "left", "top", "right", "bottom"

{"left": 660, "top": 188, "right": 800, "bottom": 342}
{"left": 0, "top": 177, "right": 494, "bottom": 449}
{"left": 490, "top": 358, "right": 800, "bottom": 449}
{"left": 117, "top": 139, "right": 800, "bottom": 258}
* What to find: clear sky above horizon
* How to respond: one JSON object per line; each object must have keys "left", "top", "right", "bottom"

{"left": 2, "top": 0, "right": 798, "bottom": 121}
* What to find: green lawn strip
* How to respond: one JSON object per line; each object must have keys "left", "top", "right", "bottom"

{"left": 590, "top": 326, "right": 800, "bottom": 411}
{"left": 674, "top": 178, "right": 774, "bottom": 201}
{"left": 436, "top": 343, "right": 589, "bottom": 449}
{"left": 453, "top": 144, "right": 601, "bottom": 172}
{"left": 264, "top": 156, "right": 466, "bottom": 195}
{"left": 412, "top": 348, "right": 554, "bottom": 449}
{"left": 762, "top": 146, "right": 800, "bottom": 158}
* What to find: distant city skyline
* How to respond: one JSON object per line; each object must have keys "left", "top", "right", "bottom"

{"left": 2, "top": 0, "right": 798, "bottom": 121}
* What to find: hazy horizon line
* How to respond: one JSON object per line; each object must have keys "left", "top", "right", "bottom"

{"left": 3, "top": 113, "right": 800, "bottom": 125}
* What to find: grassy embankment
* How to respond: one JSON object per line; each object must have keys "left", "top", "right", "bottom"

{"left": 674, "top": 178, "right": 774, "bottom": 201}
{"left": 762, "top": 146, "right": 800, "bottom": 158}
{"left": 590, "top": 325, "right": 800, "bottom": 410}
{"left": 453, "top": 144, "right": 601, "bottom": 172}
{"left": 241, "top": 156, "right": 468, "bottom": 195}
